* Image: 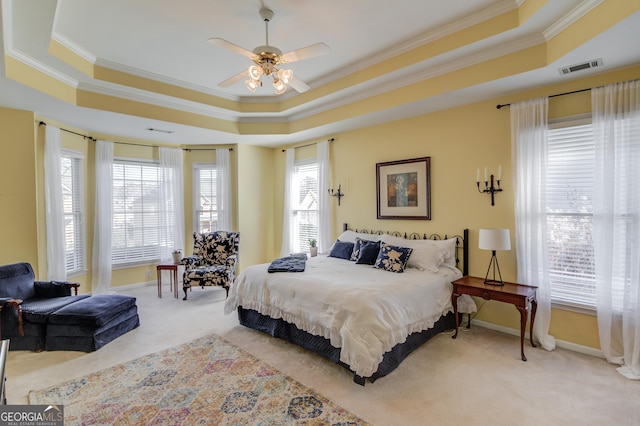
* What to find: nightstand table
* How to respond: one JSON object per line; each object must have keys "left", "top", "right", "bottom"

{"left": 451, "top": 275, "right": 538, "bottom": 361}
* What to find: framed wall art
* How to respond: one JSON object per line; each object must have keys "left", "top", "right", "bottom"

{"left": 376, "top": 157, "right": 431, "bottom": 220}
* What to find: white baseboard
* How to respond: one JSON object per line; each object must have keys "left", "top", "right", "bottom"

{"left": 113, "top": 280, "right": 156, "bottom": 292}
{"left": 472, "top": 319, "right": 605, "bottom": 359}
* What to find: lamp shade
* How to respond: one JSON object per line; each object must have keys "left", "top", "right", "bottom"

{"left": 478, "top": 228, "right": 511, "bottom": 251}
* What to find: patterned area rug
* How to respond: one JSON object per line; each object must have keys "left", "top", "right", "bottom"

{"left": 29, "top": 334, "right": 369, "bottom": 425}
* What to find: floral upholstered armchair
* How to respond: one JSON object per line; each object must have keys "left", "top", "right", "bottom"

{"left": 180, "top": 231, "right": 240, "bottom": 300}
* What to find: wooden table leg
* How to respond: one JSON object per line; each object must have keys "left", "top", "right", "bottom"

{"left": 173, "top": 267, "right": 179, "bottom": 299}
{"left": 157, "top": 266, "right": 162, "bottom": 298}
{"left": 517, "top": 306, "right": 528, "bottom": 361}
{"left": 452, "top": 292, "right": 459, "bottom": 339}
{"left": 530, "top": 299, "right": 537, "bottom": 348}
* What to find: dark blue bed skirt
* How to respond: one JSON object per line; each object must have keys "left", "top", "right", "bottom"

{"left": 237, "top": 307, "right": 456, "bottom": 385}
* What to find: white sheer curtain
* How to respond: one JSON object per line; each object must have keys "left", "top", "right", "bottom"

{"left": 511, "top": 97, "right": 556, "bottom": 351}
{"left": 92, "top": 140, "right": 113, "bottom": 294}
{"left": 44, "top": 125, "right": 67, "bottom": 280}
{"left": 280, "top": 148, "right": 294, "bottom": 257}
{"left": 592, "top": 80, "right": 640, "bottom": 380}
{"left": 317, "top": 141, "right": 331, "bottom": 253}
{"left": 215, "top": 148, "right": 232, "bottom": 231}
{"left": 159, "top": 147, "right": 185, "bottom": 262}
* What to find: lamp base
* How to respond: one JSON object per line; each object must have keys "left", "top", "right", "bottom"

{"left": 484, "top": 251, "right": 504, "bottom": 286}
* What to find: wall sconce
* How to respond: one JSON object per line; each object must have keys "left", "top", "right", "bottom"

{"left": 477, "top": 166, "right": 502, "bottom": 206}
{"left": 328, "top": 184, "right": 344, "bottom": 206}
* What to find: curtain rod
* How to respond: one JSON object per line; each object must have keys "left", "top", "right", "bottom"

{"left": 38, "top": 121, "right": 92, "bottom": 140}
{"left": 496, "top": 87, "right": 591, "bottom": 109}
{"left": 37, "top": 121, "right": 232, "bottom": 150}
{"left": 281, "top": 138, "right": 335, "bottom": 152}
{"left": 183, "top": 148, "right": 233, "bottom": 151}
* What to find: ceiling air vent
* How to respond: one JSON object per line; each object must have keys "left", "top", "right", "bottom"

{"left": 146, "top": 127, "right": 175, "bottom": 134}
{"left": 558, "top": 58, "right": 603, "bottom": 76}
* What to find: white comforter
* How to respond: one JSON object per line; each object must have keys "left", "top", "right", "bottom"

{"left": 224, "top": 255, "right": 465, "bottom": 377}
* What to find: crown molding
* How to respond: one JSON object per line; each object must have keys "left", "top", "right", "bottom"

{"left": 94, "top": 58, "right": 238, "bottom": 100}
{"left": 310, "top": 0, "right": 518, "bottom": 88}
{"left": 77, "top": 80, "right": 245, "bottom": 121}
{"left": 50, "top": 31, "right": 98, "bottom": 64}
{"left": 6, "top": 48, "right": 79, "bottom": 88}
{"left": 290, "top": 32, "right": 546, "bottom": 122}
{"left": 544, "top": 0, "right": 603, "bottom": 40}
{"left": 50, "top": 27, "right": 241, "bottom": 102}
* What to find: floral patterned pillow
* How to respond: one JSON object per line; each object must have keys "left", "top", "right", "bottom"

{"left": 374, "top": 243, "right": 413, "bottom": 273}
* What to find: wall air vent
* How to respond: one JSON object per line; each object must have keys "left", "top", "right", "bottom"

{"left": 558, "top": 58, "right": 603, "bottom": 76}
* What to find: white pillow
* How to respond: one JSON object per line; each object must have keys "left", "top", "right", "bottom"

{"left": 380, "top": 234, "right": 454, "bottom": 272}
{"left": 335, "top": 230, "right": 382, "bottom": 244}
{"left": 440, "top": 238, "right": 458, "bottom": 266}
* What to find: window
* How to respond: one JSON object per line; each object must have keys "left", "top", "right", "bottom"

{"left": 61, "top": 150, "right": 85, "bottom": 275}
{"left": 112, "top": 160, "right": 173, "bottom": 265}
{"left": 546, "top": 119, "right": 596, "bottom": 309}
{"left": 193, "top": 163, "right": 218, "bottom": 233}
{"left": 292, "top": 160, "right": 318, "bottom": 252}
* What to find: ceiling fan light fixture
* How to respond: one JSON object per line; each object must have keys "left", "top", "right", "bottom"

{"left": 278, "top": 68, "right": 293, "bottom": 85}
{"left": 245, "top": 78, "right": 260, "bottom": 92}
{"left": 248, "top": 65, "right": 263, "bottom": 80}
{"left": 273, "top": 78, "right": 287, "bottom": 94}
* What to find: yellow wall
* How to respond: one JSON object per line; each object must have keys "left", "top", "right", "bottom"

{"left": 236, "top": 144, "right": 277, "bottom": 266}
{"left": 0, "top": 108, "right": 40, "bottom": 272}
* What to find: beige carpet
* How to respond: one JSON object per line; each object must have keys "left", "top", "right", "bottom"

{"left": 7, "top": 283, "right": 639, "bottom": 426}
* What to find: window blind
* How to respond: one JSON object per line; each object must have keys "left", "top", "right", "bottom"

{"left": 112, "top": 160, "right": 169, "bottom": 264}
{"left": 546, "top": 122, "right": 596, "bottom": 309}
{"left": 61, "top": 151, "right": 85, "bottom": 274}
{"left": 292, "top": 161, "right": 319, "bottom": 252}
{"left": 193, "top": 164, "right": 218, "bottom": 233}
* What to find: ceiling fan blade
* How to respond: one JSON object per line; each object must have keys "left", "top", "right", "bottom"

{"left": 208, "top": 38, "right": 255, "bottom": 59}
{"left": 281, "top": 42, "right": 330, "bottom": 64}
{"left": 288, "top": 77, "right": 310, "bottom": 93}
{"left": 218, "top": 70, "right": 249, "bottom": 88}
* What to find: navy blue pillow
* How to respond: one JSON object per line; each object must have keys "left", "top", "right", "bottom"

{"left": 374, "top": 243, "right": 413, "bottom": 273}
{"left": 355, "top": 240, "right": 382, "bottom": 265}
{"left": 351, "top": 237, "right": 377, "bottom": 261}
{"left": 329, "top": 240, "right": 355, "bottom": 260}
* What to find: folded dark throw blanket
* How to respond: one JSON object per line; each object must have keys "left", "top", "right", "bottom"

{"left": 267, "top": 254, "right": 308, "bottom": 273}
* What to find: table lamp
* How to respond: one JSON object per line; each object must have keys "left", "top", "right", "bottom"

{"left": 478, "top": 228, "right": 511, "bottom": 285}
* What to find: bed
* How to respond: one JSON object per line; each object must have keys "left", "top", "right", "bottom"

{"left": 224, "top": 224, "right": 474, "bottom": 385}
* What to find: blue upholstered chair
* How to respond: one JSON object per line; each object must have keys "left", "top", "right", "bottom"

{"left": 181, "top": 231, "right": 240, "bottom": 300}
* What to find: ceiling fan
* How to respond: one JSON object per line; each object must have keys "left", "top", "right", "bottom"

{"left": 208, "top": 7, "right": 329, "bottom": 94}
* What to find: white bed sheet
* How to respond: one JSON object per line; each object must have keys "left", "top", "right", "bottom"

{"left": 225, "top": 255, "right": 464, "bottom": 377}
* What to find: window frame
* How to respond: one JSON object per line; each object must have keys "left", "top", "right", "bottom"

{"left": 111, "top": 157, "right": 170, "bottom": 267}
{"left": 291, "top": 158, "right": 319, "bottom": 253}
{"left": 60, "top": 149, "right": 86, "bottom": 276}
{"left": 546, "top": 115, "right": 596, "bottom": 314}
{"left": 192, "top": 162, "right": 218, "bottom": 234}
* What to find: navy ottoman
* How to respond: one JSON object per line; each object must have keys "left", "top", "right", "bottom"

{"left": 45, "top": 294, "right": 140, "bottom": 351}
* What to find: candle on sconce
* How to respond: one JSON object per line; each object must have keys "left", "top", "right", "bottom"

{"left": 484, "top": 167, "right": 488, "bottom": 182}
{"left": 498, "top": 165, "right": 502, "bottom": 181}
{"left": 476, "top": 168, "right": 480, "bottom": 183}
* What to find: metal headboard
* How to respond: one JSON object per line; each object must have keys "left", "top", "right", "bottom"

{"left": 342, "top": 223, "right": 469, "bottom": 276}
